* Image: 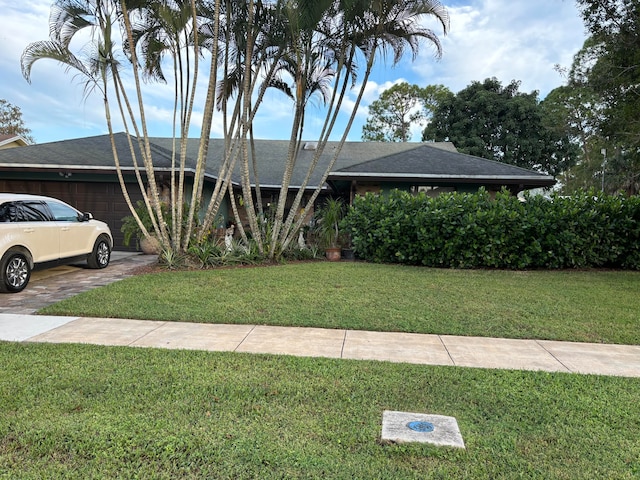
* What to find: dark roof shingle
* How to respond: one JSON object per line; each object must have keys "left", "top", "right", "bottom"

{"left": 0, "top": 133, "right": 555, "bottom": 190}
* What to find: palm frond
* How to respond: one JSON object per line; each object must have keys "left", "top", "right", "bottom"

{"left": 216, "top": 67, "right": 243, "bottom": 109}
{"left": 21, "top": 39, "right": 94, "bottom": 83}
{"left": 49, "top": 0, "right": 100, "bottom": 48}
{"left": 267, "top": 77, "right": 294, "bottom": 100}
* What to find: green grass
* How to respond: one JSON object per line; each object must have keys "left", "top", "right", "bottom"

{"left": 40, "top": 262, "right": 640, "bottom": 344}
{"left": 2, "top": 342, "right": 639, "bottom": 479}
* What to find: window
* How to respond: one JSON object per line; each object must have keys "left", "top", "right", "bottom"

{"left": 0, "top": 203, "right": 14, "bottom": 222}
{"left": 416, "top": 186, "right": 455, "bottom": 198}
{"left": 0, "top": 202, "right": 51, "bottom": 222}
{"left": 22, "top": 202, "right": 51, "bottom": 221}
{"left": 46, "top": 201, "right": 80, "bottom": 222}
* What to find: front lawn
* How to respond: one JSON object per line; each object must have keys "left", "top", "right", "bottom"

{"left": 1, "top": 342, "right": 639, "bottom": 479}
{"left": 40, "top": 262, "right": 640, "bottom": 344}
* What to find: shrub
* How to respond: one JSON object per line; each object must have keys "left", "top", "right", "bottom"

{"left": 342, "top": 189, "right": 640, "bottom": 270}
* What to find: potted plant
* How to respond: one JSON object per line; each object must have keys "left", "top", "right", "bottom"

{"left": 121, "top": 200, "right": 161, "bottom": 254}
{"left": 340, "top": 232, "right": 355, "bottom": 260}
{"left": 314, "top": 197, "right": 345, "bottom": 261}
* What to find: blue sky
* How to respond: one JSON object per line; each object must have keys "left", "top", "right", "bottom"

{"left": 0, "top": 0, "right": 587, "bottom": 145}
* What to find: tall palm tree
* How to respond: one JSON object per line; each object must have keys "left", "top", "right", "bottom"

{"left": 20, "top": 0, "right": 164, "bottom": 247}
{"left": 204, "top": 0, "right": 311, "bottom": 254}
{"left": 23, "top": 0, "right": 449, "bottom": 261}
{"left": 205, "top": 0, "right": 449, "bottom": 258}
{"left": 275, "top": 0, "right": 450, "bottom": 253}
{"left": 125, "top": 0, "right": 203, "bottom": 249}
{"left": 265, "top": 5, "right": 337, "bottom": 256}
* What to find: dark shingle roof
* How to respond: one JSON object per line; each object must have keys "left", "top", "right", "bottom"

{"left": 0, "top": 133, "right": 555, "bottom": 190}
{"left": 330, "top": 142, "right": 555, "bottom": 187}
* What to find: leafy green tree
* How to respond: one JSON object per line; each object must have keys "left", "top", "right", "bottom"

{"left": 420, "top": 84, "right": 453, "bottom": 120}
{"left": 542, "top": 43, "right": 611, "bottom": 194}
{"left": 361, "top": 83, "right": 450, "bottom": 142}
{"left": 548, "top": 35, "right": 640, "bottom": 195}
{"left": 0, "top": 99, "right": 35, "bottom": 144}
{"left": 362, "top": 82, "right": 422, "bottom": 142}
{"left": 422, "top": 77, "right": 578, "bottom": 176}
{"left": 576, "top": 0, "right": 640, "bottom": 142}
{"left": 575, "top": 0, "right": 640, "bottom": 194}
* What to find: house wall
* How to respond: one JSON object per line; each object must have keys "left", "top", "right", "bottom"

{"left": 229, "top": 187, "right": 316, "bottom": 235}
{"left": 0, "top": 140, "right": 23, "bottom": 150}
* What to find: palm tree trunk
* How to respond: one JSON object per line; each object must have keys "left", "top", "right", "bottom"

{"left": 119, "top": 0, "right": 169, "bottom": 248}
{"left": 187, "top": 0, "right": 222, "bottom": 250}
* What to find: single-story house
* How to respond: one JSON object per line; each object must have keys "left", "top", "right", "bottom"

{"left": 0, "top": 133, "right": 555, "bottom": 249}
{"left": 0, "top": 134, "right": 30, "bottom": 150}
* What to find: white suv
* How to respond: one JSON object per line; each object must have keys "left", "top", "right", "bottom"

{"left": 0, "top": 193, "right": 113, "bottom": 293}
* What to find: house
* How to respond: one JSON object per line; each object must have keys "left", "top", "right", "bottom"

{"left": 327, "top": 142, "right": 556, "bottom": 199}
{"left": 0, "top": 134, "right": 30, "bottom": 150}
{"left": 0, "top": 133, "right": 555, "bottom": 249}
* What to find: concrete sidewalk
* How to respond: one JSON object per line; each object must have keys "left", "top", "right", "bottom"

{"left": 2, "top": 313, "right": 640, "bottom": 378}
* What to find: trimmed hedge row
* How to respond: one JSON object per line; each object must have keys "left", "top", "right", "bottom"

{"left": 342, "top": 189, "right": 640, "bottom": 269}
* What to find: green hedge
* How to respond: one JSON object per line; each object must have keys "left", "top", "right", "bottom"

{"left": 342, "top": 189, "right": 640, "bottom": 269}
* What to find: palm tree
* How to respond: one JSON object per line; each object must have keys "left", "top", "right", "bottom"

{"left": 20, "top": 0, "right": 164, "bottom": 247}
{"left": 22, "top": 0, "right": 449, "bottom": 261}
{"left": 201, "top": 0, "right": 272, "bottom": 252}
{"left": 206, "top": 0, "right": 449, "bottom": 259}
{"left": 23, "top": 0, "right": 229, "bottom": 256}
{"left": 265, "top": 2, "right": 337, "bottom": 257}
{"left": 273, "top": 0, "right": 450, "bottom": 254}
{"left": 125, "top": 0, "right": 205, "bottom": 250}
{"left": 21, "top": 0, "right": 116, "bottom": 91}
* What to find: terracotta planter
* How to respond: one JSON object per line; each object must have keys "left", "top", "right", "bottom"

{"left": 139, "top": 236, "right": 161, "bottom": 255}
{"left": 325, "top": 247, "right": 341, "bottom": 261}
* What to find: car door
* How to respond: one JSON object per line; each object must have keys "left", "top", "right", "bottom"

{"left": 14, "top": 201, "right": 60, "bottom": 263}
{"left": 46, "top": 200, "right": 95, "bottom": 258}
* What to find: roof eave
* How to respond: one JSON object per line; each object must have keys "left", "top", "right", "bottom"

{"left": 328, "top": 171, "right": 556, "bottom": 187}
{"left": 0, "top": 163, "right": 329, "bottom": 191}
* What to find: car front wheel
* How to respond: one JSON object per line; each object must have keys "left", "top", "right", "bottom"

{"left": 0, "top": 251, "right": 31, "bottom": 293}
{"left": 87, "top": 235, "right": 111, "bottom": 269}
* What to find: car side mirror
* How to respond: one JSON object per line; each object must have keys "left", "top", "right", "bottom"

{"left": 80, "top": 212, "right": 94, "bottom": 222}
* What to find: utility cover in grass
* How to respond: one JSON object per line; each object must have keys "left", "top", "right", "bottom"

{"left": 381, "top": 411, "right": 465, "bottom": 448}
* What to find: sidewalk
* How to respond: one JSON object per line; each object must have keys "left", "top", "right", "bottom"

{"left": 2, "top": 313, "right": 640, "bottom": 378}
{"left": 1, "top": 252, "right": 639, "bottom": 378}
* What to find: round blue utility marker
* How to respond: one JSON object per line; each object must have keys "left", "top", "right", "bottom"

{"left": 407, "top": 421, "right": 435, "bottom": 433}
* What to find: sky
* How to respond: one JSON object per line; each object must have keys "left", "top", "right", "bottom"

{"left": 0, "top": 0, "right": 588, "bottom": 145}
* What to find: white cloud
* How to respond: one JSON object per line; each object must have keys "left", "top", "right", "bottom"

{"left": 410, "top": 0, "right": 587, "bottom": 97}
{"left": 0, "top": 0, "right": 588, "bottom": 143}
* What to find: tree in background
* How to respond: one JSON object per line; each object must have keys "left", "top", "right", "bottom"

{"left": 572, "top": 0, "right": 640, "bottom": 194}
{"left": 542, "top": 40, "right": 614, "bottom": 194}
{"left": 0, "top": 99, "right": 35, "bottom": 144}
{"left": 422, "top": 77, "right": 578, "bottom": 176}
{"left": 543, "top": 84, "right": 608, "bottom": 194}
{"left": 361, "top": 82, "right": 450, "bottom": 142}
